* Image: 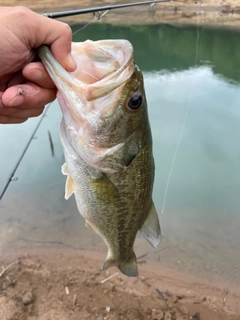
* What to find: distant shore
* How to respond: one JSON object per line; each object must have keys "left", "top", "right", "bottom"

{"left": 2, "top": 0, "right": 240, "bottom": 29}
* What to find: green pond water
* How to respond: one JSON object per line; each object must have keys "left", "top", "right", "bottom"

{"left": 0, "top": 21, "right": 240, "bottom": 288}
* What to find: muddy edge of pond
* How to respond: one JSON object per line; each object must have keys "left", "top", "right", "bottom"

{"left": 0, "top": 248, "right": 240, "bottom": 320}
{"left": 2, "top": 0, "right": 240, "bottom": 30}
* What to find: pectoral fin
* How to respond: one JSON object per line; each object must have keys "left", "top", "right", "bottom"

{"left": 61, "top": 162, "right": 69, "bottom": 175}
{"left": 140, "top": 202, "right": 161, "bottom": 248}
{"left": 61, "top": 162, "right": 75, "bottom": 199}
{"left": 65, "top": 174, "right": 75, "bottom": 200}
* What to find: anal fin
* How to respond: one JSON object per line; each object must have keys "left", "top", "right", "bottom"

{"left": 140, "top": 202, "right": 161, "bottom": 248}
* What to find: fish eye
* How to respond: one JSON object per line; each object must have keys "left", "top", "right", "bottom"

{"left": 127, "top": 92, "right": 143, "bottom": 111}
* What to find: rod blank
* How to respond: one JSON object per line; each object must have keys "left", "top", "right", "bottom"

{"left": 43, "top": 0, "right": 171, "bottom": 19}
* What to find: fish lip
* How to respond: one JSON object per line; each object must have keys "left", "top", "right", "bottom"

{"left": 37, "top": 45, "right": 84, "bottom": 97}
{"left": 38, "top": 40, "right": 134, "bottom": 102}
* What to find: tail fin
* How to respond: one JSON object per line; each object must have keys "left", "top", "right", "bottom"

{"left": 102, "top": 256, "right": 138, "bottom": 277}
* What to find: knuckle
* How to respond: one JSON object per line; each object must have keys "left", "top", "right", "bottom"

{"left": 13, "top": 6, "right": 32, "bottom": 21}
{"left": 60, "top": 22, "right": 72, "bottom": 38}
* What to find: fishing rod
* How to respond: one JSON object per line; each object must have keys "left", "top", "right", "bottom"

{"left": 0, "top": 105, "right": 50, "bottom": 201}
{"left": 1, "top": 1, "right": 170, "bottom": 201}
{"left": 43, "top": 0, "right": 171, "bottom": 19}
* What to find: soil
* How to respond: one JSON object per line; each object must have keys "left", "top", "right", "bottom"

{"left": 0, "top": 249, "right": 240, "bottom": 320}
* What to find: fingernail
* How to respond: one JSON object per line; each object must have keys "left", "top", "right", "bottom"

{"left": 8, "top": 89, "right": 25, "bottom": 107}
{"left": 67, "top": 53, "right": 77, "bottom": 71}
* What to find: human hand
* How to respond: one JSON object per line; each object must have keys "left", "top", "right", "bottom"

{"left": 0, "top": 6, "right": 77, "bottom": 124}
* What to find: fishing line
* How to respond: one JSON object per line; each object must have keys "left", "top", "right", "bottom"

{"left": 72, "top": 3, "right": 157, "bottom": 79}
{"left": 72, "top": 10, "right": 109, "bottom": 36}
{"left": 72, "top": 2, "right": 158, "bottom": 38}
{"left": 161, "top": 2, "right": 201, "bottom": 215}
{"left": 71, "top": 3, "right": 158, "bottom": 80}
{"left": 0, "top": 104, "right": 50, "bottom": 201}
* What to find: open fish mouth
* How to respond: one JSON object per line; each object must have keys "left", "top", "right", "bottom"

{"left": 38, "top": 40, "right": 135, "bottom": 101}
{"left": 38, "top": 40, "right": 137, "bottom": 172}
{"left": 72, "top": 40, "right": 135, "bottom": 101}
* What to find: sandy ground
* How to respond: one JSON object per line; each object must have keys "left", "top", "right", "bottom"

{"left": 0, "top": 249, "right": 240, "bottom": 320}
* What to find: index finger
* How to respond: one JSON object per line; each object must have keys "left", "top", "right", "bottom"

{"left": 15, "top": 7, "right": 77, "bottom": 71}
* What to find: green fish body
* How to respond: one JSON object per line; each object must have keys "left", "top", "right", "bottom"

{"left": 38, "top": 40, "right": 161, "bottom": 277}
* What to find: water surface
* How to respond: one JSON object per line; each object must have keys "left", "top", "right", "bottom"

{"left": 1, "top": 22, "right": 240, "bottom": 288}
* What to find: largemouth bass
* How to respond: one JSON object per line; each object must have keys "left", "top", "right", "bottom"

{"left": 38, "top": 40, "right": 161, "bottom": 277}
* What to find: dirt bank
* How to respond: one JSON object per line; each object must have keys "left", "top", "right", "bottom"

{"left": 0, "top": 249, "right": 240, "bottom": 320}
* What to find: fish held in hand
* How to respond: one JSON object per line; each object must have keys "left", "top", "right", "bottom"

{"left": 38, "top": 40, "right": 161, "bottom": 277}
